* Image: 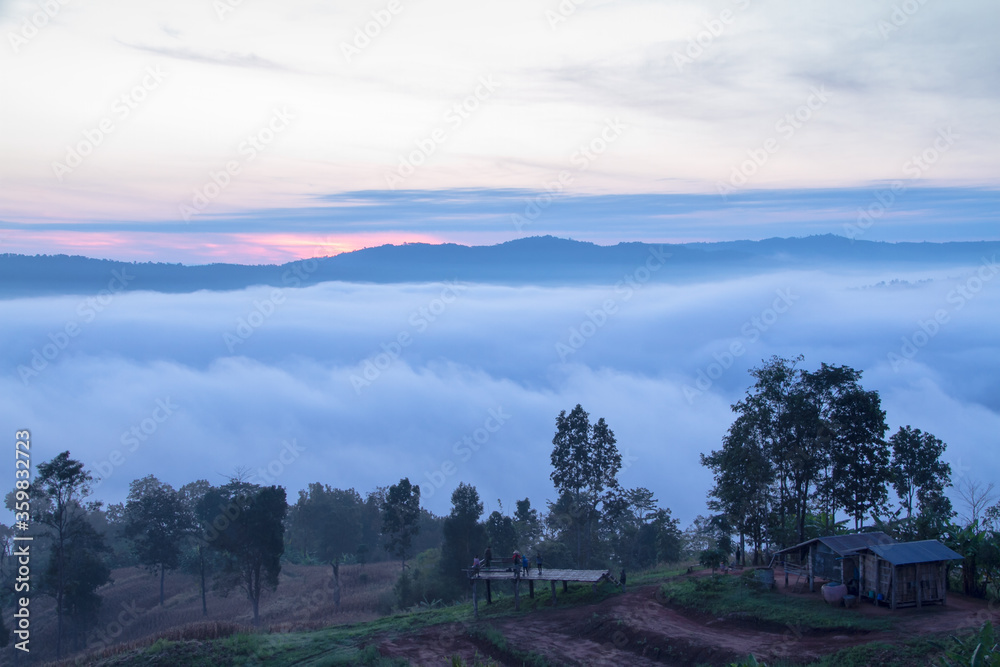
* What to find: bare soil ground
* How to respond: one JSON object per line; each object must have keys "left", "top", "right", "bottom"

{"left": 379, "top": 567, "right": 1000, "bottom": 667}
{"left": 3, "top": 561, "right": 399, "bottom": 665}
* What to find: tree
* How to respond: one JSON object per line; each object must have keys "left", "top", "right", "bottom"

{"left": 440, "top": 483, "right": 486, "bottom": 587}
{"left": 890, "top": 426, "right": 952, "bottom": 537}
{"left": 211, "top": 483, "right": 288, "bottom": 625}
{"left": 702, "top": 412, "right": 773, "bottom": 564}
{"left": 179, "top": 479, "right": 215, "bottom": 616}
{"left": 123, "top": 475, "right": 190, "bottom": 606}
{"left": 287, "top": 484, "right": 363, "bottom": 610}
{"left": 550, "top": 404, "right": 622, "bottom": 566}
{"left": 382, "top": 478, "right": 421, "bottom": 570}
{"left": 827, "top": 385, "right": 889, "bottom": 530}
{"left": 513, "top": 497, "right": 541, "bottom": 549}
{"left": 485, "top": 508, "right": 517, "bottom": 557}
{"left": 32, "top": 451, "right": 107, "bottom": 657}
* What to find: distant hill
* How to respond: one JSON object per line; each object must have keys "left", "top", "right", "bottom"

{"left": 1, "top": 235, "right": 997, "bottom": 297}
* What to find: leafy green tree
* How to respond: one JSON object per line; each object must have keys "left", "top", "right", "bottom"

{"left": 382, "top": 478, "right": 421, "bottom": 570}
{"left": 827, "top": 385, "right": 889, "bottom": 530}
{"left": 32, "top": 451, "right": 107, "bottom": 657}
{"left": 50, "top": 517, "right": 111, "bottom": 650}
{"left": 287, "top": 484, "right": 363, "bottom": 609}
{"left": 440, "top": 483, "right": 486, "bottom": 587}
{"left": 890, "top": 426, "right": 953, "bottom": 536}
{"left": 702, "top": 412, "right": 773, "bottom": 564}
{"left": 550, "top": 404, "right": 622, "bottom": 566}
{"left": 178, "top": 479, "right": 216, "bottom": 616}
{"left": 210, "top": 483, "right": 288, "bottom": 625}
{"left": 123, "top": 475, "right": 190, "bottom": 605}
{"left": 485, "top": 508, "right": 517, "bottom": 558}
{"left": 513, "top": 497, "right": 541, "bottom": 548}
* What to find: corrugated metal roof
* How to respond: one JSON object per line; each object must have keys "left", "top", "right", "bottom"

{"left": 864, "top": 540, "right": 963, "bottom": 565}
{"left": 775, "top": 532, "right": 895, "bottom": 556}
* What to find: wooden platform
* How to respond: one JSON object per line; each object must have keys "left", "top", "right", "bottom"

{"left": 467, "top": 568, "right": 612, "bottom": 583}
{"left": 462, "top": 568, "right": 618, "bottom": 618}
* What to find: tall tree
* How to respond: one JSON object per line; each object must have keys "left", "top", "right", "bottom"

{"left": 827, "top": 385, "right": 890, "bottom": 530}
{"left": 890, "top": 426, "right": 953, "bottom": 532}
{"left": 513, "top": 497, "right": 541, "bottom": 549}
{"left": 382, "top": 478, "right": 421, "bottom": 570}
{"left": 440, "top": 483, "right": 486, "bottom": 586}
{"left": 287, "top": 484, "right": 363, "bottom": 609}
{"left": 32, "top": 451, "right": 106, "bottom": 657}
{"left": 179, "top": 479, "right": 215, "bottom": 616}
{"left": 123, "top": 475, "right": 190, "bottom": 605}
{"left": 211, "top": 482, "right": 288, "bottom": 625}
{"left": 550, "top": 404, "right": 622, "bottom": 566}
{"left": 485, "top": 508, "right": 517, "bottom": 557}
{"left": 702, "top": 411, "right": 774, "bottom": 564}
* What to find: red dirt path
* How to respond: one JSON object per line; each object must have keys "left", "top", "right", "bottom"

{"left": 378, "top": 568, "right": 999, "bottom": 666}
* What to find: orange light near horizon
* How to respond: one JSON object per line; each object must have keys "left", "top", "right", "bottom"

{"left": 0, "top": 230, "right": 447, "bottom": 264}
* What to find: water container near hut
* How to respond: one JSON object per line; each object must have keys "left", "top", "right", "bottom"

{"left": 822, "top": 582, "right": 847, "bottom": 606}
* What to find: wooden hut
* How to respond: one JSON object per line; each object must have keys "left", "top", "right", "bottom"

{"left": 855, "top": 540, "right": 962, "bottom": 609}
{"left": 772, "top": 532, "right": 895, "bottom": 592}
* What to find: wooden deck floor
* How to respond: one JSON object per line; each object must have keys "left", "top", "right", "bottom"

{"left": 465, "top": 568, "right": 613, "bottom": 583}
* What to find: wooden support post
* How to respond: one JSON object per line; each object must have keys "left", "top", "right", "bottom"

{"left": 563, "top": 580, "right": 568, "bottom": 593}
{"left": 592, "top": 583, "right": 597, "bottom": 594}
{"left": 809, "top": 544, "right": 815, "bottom": 593}
{"left": 486, "top": 580, "right": 492, "bottom": 605}
{"left": 551, "top": 580, "right": 557, "bottom": 606}
{"left": 890, "top": 567, "right": 896, "bottom": 611}
{"left": 784, "top": 558, "right": 789, "bottom": 586}
{"left": 472, "top": 578, "right": 479, "bottom": 619}
{"left": 917, "top": 577, "right": 922, "bottom": 609}
{"left": 514, "top": 578, "right": 520, "bottom": 611}
{"left": 529, "top": 580, "right": 535, "bottom": 598}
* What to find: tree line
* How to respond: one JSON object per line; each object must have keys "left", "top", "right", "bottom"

{"left": 700, "top": 355, "right": 1000, "bottom": 604}
{"left": 0, "top": 403, "right": 690, "bottom": 656}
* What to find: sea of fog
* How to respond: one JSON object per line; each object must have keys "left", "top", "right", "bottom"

{"left": 1, "top": 261, "right": 998, "bottom": 524}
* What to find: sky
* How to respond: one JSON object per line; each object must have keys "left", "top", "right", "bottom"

{"left": 1, "top": 0, "right": 998, "bottom": 262}
{"left": 1, "top": 2, "right": 998, "bottom": 532}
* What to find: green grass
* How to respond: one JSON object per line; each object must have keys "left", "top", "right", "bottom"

{"left": 658, "top": 574, "right": 893, "bottom": 633}
{"left": 802, "top": 635, "right": 947, "bottom": 667}
{"left": 81, "top": 566, "right": 696, "bottom": 667}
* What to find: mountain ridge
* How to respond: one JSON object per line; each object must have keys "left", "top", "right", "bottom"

{"left": 1, "top": 234, "right": 996, "bottom": 297}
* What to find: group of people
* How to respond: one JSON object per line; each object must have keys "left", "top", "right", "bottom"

{"left": 471, "top": 545, "right": 542, "bottom": 577}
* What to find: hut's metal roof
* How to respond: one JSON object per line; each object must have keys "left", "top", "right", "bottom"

{"left": 774, "top": 532, "right": 895, "bottom": 556}
{"left": 863, "top": 540, "right": 963, "bottom": 565}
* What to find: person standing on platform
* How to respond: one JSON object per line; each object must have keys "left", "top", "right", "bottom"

{"left": 536, "top": 552, "right": 543, "bottom": 575}
{"left": 522, "top": 554, "right": 530, "bottom": 576}
{"left": 484, "top": 545, "right": 492, "bottom": 568}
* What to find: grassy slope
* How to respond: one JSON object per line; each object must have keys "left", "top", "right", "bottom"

{"left": 658, "top": 573, "right": 893, "bottom": 633}
{"left": 66, "top": 565, "right": 975, "bottom": 667}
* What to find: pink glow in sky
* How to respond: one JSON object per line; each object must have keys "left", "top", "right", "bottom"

{"left": 0, "top": 230, "right": 446, "bottom": 265}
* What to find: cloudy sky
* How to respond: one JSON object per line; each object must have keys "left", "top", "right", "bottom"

{"left": 1, "top": 0, "right": 998, "bottom": 262}
{"left": 1, "top": 2, "right": 998, "bottom": 530}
